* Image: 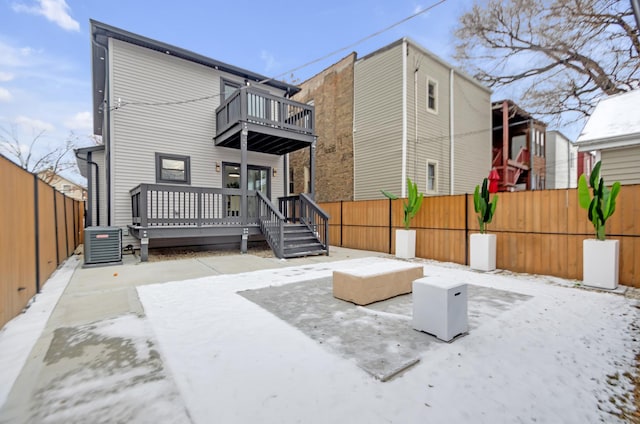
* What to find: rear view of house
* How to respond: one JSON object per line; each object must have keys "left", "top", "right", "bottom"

{"left": 76, "top": 20, "right": 328, "bottom": 261}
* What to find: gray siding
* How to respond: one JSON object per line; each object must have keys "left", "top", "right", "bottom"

{"left": 452, "top": 73, "right": 492, "bottom": 194}
{"left": 601, "top": 145, "right": 640, "bottom": 185}
{"left": 353, "top": 43, "right": 404, "bottom": 200}
{"left": 405, "top": 43, "right": 451, "bottom": 196}
{"left": 108, "top": 39, "right": 284, "bottom": 246}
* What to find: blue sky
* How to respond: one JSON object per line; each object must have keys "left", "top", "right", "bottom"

{"left": 0, "top": 0, "right": 537, "bottom": 182}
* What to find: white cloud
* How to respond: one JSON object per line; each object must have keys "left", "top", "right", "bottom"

{"left": 260, "top": 50, "right": 280, "bottom": 73}
{"left": 0, "top": 72, "right": 14, "bottom": 82}
{"left": 14, "top": 115, "right": 55, "bottom": 132}
{"left": 12, "top": 0, "right": 80, "bottom": 32}
{"left": 0, "top": 88, "right": 12, "bottom": 102}
{"left": 64, "top": 111, "right": 92, "bottom": 132}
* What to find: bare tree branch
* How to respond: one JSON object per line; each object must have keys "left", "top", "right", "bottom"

{"left": 454, "top": 0, "right": 640, "bottom": 125}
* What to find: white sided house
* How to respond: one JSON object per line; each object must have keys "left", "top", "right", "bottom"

{"left": 545, "top": 131, "right": 578, "bottom": 189}
{"left": 76, "top": 20, "right": 328, "bottom": 261}
{"left": 576, "top": 89, "right": 640, "bottom": 185}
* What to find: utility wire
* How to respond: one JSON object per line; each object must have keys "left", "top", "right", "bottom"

{"left": 259, "top": 0, "right": 449, "bottom": 85}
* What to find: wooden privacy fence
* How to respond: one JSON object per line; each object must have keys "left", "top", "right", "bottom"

{"left": 0, "top": 156, "right": 84, "bottom": 329}
{"left": 320, "top": 184, "right": 640, "bottom": 288}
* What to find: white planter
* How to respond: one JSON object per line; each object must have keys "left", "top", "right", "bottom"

{"left": 583, "top": 239, "right": 619, "bottom": 290}
{"left": 395, "top": 229, "right": 416, "bottom": 259}
{"left": 470, "top": 233, "right": 496, "bottom": 272}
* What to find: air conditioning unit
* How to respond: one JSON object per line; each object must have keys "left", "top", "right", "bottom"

{"left": 84, "top": 226, "right": 122, "bottom": 266}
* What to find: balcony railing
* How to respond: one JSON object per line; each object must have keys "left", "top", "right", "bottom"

{"left": 130, "top": 183, "right": 259, "bottom": 227}
{"left": 216, "top": 86, "right": 314, "bottom": 137}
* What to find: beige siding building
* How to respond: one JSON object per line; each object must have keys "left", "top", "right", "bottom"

{"left": 577, "top": 90, "right": 640, "bottom": 185}
{"left": 292, "top": 38, "right": 492, "bottom": 201}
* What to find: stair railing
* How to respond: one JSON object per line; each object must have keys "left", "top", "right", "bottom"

{"left": 299, "top": 193, "right": 330, "bottom": 255}
{"left": 256, "top": 191, "right": 285, "bottom": 258}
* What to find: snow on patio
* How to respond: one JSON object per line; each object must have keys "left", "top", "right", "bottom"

{"left": 138, "top": 257, "right": 639, "bottom": 424}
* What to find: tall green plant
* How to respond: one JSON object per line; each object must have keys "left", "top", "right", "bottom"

{"left": 578, "top": 161, "right": 621, "bottom": 241}
{"left": 473, "top": 178, "right": 498, "bottom": 234}
{"left": 381, "top": 178, "right": 424, "bottom": 230}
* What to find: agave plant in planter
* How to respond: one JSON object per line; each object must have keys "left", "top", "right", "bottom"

{"left": 470, "top": 176, "right": 499, "bottom": 271}
{"left": 578, "top": 161, "right": 621, "bottom": 289}
{"left": 382, "top": 178, "right": 424, "bottom": 259}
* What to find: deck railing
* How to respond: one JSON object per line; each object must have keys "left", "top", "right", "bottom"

{"left": 130, "top": 183, "right": 259, "bottom": 227}
{"left": 216, "top": 86, "right": 314, "bottom": 137}
{"left": 279, "top": 194, "right": 330, "bottom": 254}
{"left": 256, "top": 191, "right": 286, "bottom": 258}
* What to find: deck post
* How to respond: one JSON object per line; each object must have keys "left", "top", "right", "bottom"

{"left": 140, "top": 230, "right": 149, "bottom": 262}
{"left": 240, "top": 122, "right": 248, "bottom": 253}
{"left": 309, "top": 136, "right": 317, "bottom": 200}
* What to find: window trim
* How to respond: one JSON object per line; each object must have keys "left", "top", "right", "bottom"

{"left": 155, "top": 153, "right": 191, "bottom": 185}
{"left": 426, "top": 76, "right": 438, "bottom": 114}
{"left": 426, "top": 160, "right": 438, "bottom": 194}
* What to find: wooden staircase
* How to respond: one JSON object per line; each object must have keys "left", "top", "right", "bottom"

{"left": 256, "top": 191, "right": 329, "bottom": 259}
{"left": 282, "top": 223, "right": 327, "bottom": 258}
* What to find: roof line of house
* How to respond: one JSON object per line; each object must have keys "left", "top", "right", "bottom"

{"left": 356, "top": 37, "right": 492, "bottom": 94}
{"left": 90, "top": 20, "right": 301, "bottom": 136}
{"left": 576, "top": 132, "right": 640, "bottom": 152}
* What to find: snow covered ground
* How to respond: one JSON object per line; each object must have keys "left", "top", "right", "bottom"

{"left": 138, "top": 257, "right": 639, "bottom": 424}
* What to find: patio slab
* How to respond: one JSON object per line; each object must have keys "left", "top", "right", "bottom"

{"left": 239, "top": 277, "right": 532, "bottom": 381}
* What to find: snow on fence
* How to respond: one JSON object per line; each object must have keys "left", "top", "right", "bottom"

{"left": 0, "top": 156, "right": 84, "bottom": 328}
{"left": 319, "top": 185, "right": 640, "bottom": 287}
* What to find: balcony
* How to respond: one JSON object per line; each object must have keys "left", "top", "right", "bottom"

{"left": 215, "top": 86, "right": 315, "bottom": 155}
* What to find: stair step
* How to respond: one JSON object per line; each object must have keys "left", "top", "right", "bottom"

{"left": 283, "top": 249, "right": 327, "bottom": 258}
{"left": 284, "top": 244, "right": 324, "bottom": 255}
{"left": 284, "top": 235, "right": 317, "bottom": 242}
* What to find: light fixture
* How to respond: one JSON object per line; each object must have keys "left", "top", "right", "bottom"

{"left": 215, "top": 162, "right": 221, "bottom": 172}
{"left": 272, "top": 168, "right": 277, "bottom": 177}
{"left": 229, "top": 172, "right": 240, "bottom": 178}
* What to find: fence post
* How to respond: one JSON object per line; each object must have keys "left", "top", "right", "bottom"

{"left": 464, "top": 194, "right": 469, "bottom": 266}
{"left": 53, "top": 187, "right": 59, "bottom": 265}
{"left": 33, "top": 175, "right": 40, "bottom": 292}
{"left": 388, "top": 198, "right": 393, "bottom": 254}
{"left": 64, "top": 196, "right": 69, "bottom": 256}
{"left": 340, "top": 200, "right": 343, "bottom": 247}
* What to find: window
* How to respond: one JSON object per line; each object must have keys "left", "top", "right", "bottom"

{"left": 427, "top": 77, "right": 438, "bottom": 113}
{"left": 155, "top": 153, "right": 190, "bottom": 184}
{"left": 427, "top": 161, "right": 437, "bottom": 193}
{"left": 221, "top": 78, "right": 241, "bottom": 101}
{"left": 62, "top": 184, "right": 71, "bottom": 193}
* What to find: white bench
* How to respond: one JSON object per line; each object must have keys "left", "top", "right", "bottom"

{"left": 332, "top": 265, "right": 424, "bottom": 305}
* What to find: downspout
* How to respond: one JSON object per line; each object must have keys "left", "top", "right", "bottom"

{"left": 414, "top": 68, "right": 418, "bottom": 182}
{"left": 74, "top": 150, "right": 100, "bottom": 227}
{"left": 92, "top": 33, "right": 111, "bottom": 226}
{"left": 449, "top": 68, "right": 455, "bottom": 195}
{"left": 401, "top": 39, "right": 408, "bottom": 197}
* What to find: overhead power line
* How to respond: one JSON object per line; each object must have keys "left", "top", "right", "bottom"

{"left": 260, "top": 0, "right": 449, "bottom": 85}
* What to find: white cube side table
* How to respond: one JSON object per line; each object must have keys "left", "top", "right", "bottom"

{"left": 412, "top": 277, "right": 468, "bottom": 342}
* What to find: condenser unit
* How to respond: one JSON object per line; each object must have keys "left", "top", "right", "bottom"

{"left": 84, "top": 226, "right": 122, "bottom": 266}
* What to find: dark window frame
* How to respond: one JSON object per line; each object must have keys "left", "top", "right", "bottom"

{"left": 222, "top": 162, "right": 272, "bottom": 199}
{"left": 155, "top": 152, "right": 191, "bottom": 185}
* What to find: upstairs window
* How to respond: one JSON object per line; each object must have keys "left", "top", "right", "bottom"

{"left": 156, "top": 153, "right": 191, "bottom": 184}
{"left": 427, "top": 77, "right": 438, "bottom": 113}
{"left": 221, "top": 78, "right": 241, "bottom": 101}
{"left": 427, "top": 161, "right": 438, "bottom": 193}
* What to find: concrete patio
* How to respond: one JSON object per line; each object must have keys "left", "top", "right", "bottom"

{"left": 0, "top": 247, "right": 638, "bottom": 423}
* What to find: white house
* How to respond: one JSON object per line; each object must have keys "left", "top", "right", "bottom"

{"left": 576, "top": 90, "right": 640, "bottom": 185}
{"left": 545, "top": 131, "right": 578, "bottom": 189}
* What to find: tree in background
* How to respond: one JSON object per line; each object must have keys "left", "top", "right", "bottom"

{"left": 0, "top": 125, "right": 78, "bottom": 182}
{"left": 454, "top": 0, "right": 639, "bottom": 125}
